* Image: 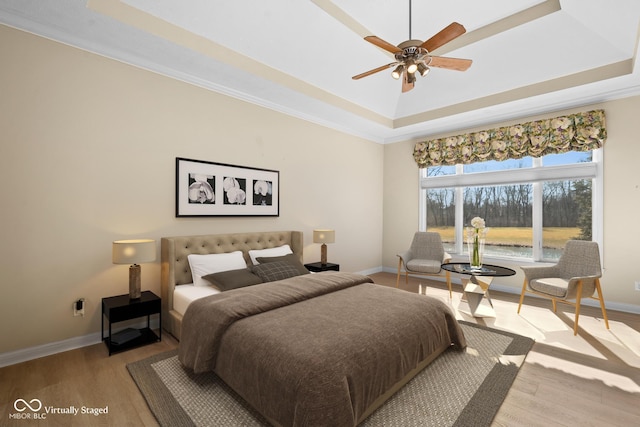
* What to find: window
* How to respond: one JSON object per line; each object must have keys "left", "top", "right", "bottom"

{"left": 420, "top": 149, "right": 602, "bottom": 262}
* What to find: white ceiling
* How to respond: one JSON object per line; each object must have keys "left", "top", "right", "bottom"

{"left": 1, "top": 0, "right": 639, "bottom": 143}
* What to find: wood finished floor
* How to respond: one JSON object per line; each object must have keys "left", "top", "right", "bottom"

{"left": 382, "top": 272, "right": 640, "bottom": 427}
{"left": 0, "top": 272, "right": 638, "bottom": 426}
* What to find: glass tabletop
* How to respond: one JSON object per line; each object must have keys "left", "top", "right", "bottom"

{"left": 441, "top": 262, "right": 516, "bottom": 277}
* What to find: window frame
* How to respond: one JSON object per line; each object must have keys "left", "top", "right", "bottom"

{"left": 419, "top": 149, "right": 603, "bottom": 262}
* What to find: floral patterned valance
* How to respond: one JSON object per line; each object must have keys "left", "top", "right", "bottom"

{"left": 413, "top": 109, "right": 606, "bottom": 168}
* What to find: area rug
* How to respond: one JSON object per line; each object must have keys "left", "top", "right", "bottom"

{"left": 127, "top": 322, "right": 533, "bottom": 426}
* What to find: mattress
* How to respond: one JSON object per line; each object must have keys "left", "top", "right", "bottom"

{"left": 173, "top": 284, "right": 220, "bottom": 316}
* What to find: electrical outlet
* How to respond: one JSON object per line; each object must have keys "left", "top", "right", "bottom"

{"left": 73, "top": 298, "right": 85, "bottom": 317}
{"left": 635, "top": 281, "right": 640, "bottom": 291}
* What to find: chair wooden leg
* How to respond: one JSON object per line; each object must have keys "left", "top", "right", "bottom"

{"left": 551, "top": 298, "right": 557, "bottom": 313}
{"left": 446, "top": 271, "right": 452, "bottom": 299}
{"left": 573, "top": 281, "right": 583, "bottom": 335}
{"left": 595, "top": 278, "right": 610, "bottom": 329}
{"left": 396, "top": 258, "right": 402, "bottom": 288}
{"left": 517, "top": 278, "right": 528, "bottom": 314}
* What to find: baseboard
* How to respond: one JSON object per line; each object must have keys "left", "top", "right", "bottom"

{"left": 0, "top": 332, "right": 101, "bottom": 368}
{"left": 357, "top": 266, "right": 384, "bottom": 276}
{"left": 0, "top": 319, "right": 160, "bottom": 368}
{"left": 380, "top": 266, "right": 640, "bottom": 315}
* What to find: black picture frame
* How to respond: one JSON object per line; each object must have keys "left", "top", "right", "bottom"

{"left": 175, "top": 157, "right": 279, "bottom": 217}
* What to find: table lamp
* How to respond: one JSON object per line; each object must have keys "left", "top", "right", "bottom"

{"left": 313, "top": 229, "right": 335, "bottom": 265}
{"left": 112, "top": 239, "right": 156, "bottom": 299}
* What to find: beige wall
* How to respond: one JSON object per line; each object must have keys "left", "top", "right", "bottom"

{"left": 383, "top": 96, "right": 640, "bottom": 312}
{"left": 2, "top": 22, "right": 638, "bottom": 357}
{"left": 0, "top": 25, "right": 383, "bottom": 354}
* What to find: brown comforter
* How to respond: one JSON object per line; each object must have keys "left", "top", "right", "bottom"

{"left": 179, "top": 272, "right": 466, "bottom": 426}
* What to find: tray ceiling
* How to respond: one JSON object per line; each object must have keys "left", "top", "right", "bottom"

{"left": 1, "top": 0, "right": 639, "bottom": 142}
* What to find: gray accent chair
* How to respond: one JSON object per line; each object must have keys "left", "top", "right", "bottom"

{"left": 396, "top": 232, "right": 453, "bottom": 297}
{"left": 518, "top": 240, "right": 609, "bottom": 335}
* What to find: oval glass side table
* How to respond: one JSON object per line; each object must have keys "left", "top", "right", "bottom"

{"left": 441, "top": 263, "right": 516, "bottom": 317}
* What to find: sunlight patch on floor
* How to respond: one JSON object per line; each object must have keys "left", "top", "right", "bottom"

{"left": 465, "top": 347, "right": 480, "bottom": 357}
{"left": 594, "top": 322, "right": 640, "bottom": 369}
{"left": 412, "top": 280, "right": 640, "bottom": 372}
{"left": 525, "top": 351, "right": 640, "bottom": 393}
{"left": 496, "top": 354, "right": 526, "bottom": 367}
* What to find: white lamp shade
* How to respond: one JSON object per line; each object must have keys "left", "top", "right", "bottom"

{"left": 313, "top": 229, "right": 335, "bottom": 244}
{"left": 112, "top": 239, "right": 156, "bottom": 265}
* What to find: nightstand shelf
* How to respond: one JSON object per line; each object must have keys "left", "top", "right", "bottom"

{"left": 304, "top": 262, "right": 340, "bottom": 272}
{"left": 101, "top": 290, "right": 161, "bottom": 356}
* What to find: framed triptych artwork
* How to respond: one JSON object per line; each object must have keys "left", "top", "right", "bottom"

{"left": 175, "top": 157, "right": 279, "bottom": 217}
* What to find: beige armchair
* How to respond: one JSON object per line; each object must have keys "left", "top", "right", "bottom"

{"left": 518, "top": 240, "right": 609, "bottom": 335}
{"left": 396, "top": 232, "right": 453, "bottom": 297}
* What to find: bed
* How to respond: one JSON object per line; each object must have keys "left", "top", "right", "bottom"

{"left": 161, "top": 231, "right": 305, "bottom": 340}
{"left": 162, "top": 230, "right": 466, "bottom": 427}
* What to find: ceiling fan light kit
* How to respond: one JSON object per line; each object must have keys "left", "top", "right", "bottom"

{"left": 391, "top": 64, "right": 404, "bottom": 80}
{"left": 404, "top": 57, "right": 418, "bottom": 74}
{"left": 417, "top": 62, "right": 430, "bottom": 77}
{"left": 352, "top": 1, "right": 472, "bottom": 93}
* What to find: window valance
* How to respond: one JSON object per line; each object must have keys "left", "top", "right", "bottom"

{"left": 413, "top": 109, "right": 606, "bottom": 168}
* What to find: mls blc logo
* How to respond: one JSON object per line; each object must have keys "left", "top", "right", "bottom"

{"left": 13, "top": 399, "right": 43, "bottom": 412}
{"left": 10, "top": 398, "right": 46, "bottom": 420}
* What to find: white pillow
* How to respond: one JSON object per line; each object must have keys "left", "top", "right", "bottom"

{"left": 248, "top": 244, "right": 293, "bottom": 265}
{"left": 187, "top": 251, "right": 246, "bottom": 287}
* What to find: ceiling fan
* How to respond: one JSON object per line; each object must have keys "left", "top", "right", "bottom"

{"left": 352, "top": 1, "right": 472, "bottom": 93}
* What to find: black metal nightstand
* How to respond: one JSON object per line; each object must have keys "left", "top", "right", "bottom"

{"left": 101, "top": 290, "right": 161, "bottom": 356}
{"left": 304, "top": 262, "right": 340, "bottom": 272}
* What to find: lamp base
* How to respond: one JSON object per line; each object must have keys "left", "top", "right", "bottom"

{"left": 320, "top": 244, "right": 328, "bottom": 265}
{"left": 129, "top": 264, "right": 141, "bottom": 299}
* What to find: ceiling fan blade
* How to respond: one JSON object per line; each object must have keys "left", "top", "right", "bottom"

{"left": 402, "top": 72, "right": 415, "bottom": 93}
{"left": 421, "top": 22, "right": 466, "bottom": 52}
{"left": 428, "top": 56, "right": 472, "bottom": 71}
{"left": 364, "top": 36, "right": 402, "bottom": 54}
{"left": 352, "top": 62, "right": 397, "bottom": 80}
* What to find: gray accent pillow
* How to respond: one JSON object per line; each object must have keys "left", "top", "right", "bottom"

{"left": 255, "top": 253, "right": 310, "bottom": 275}
{"left": 202, "top": 268, "right": 263, "bottom": 291}
{"left": 251, "top": 261, "right": 302, "bottom": 282}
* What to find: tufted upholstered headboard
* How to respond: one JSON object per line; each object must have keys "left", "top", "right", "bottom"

{"left": 161, "top": 230, "right": 304, "bottom": 339}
